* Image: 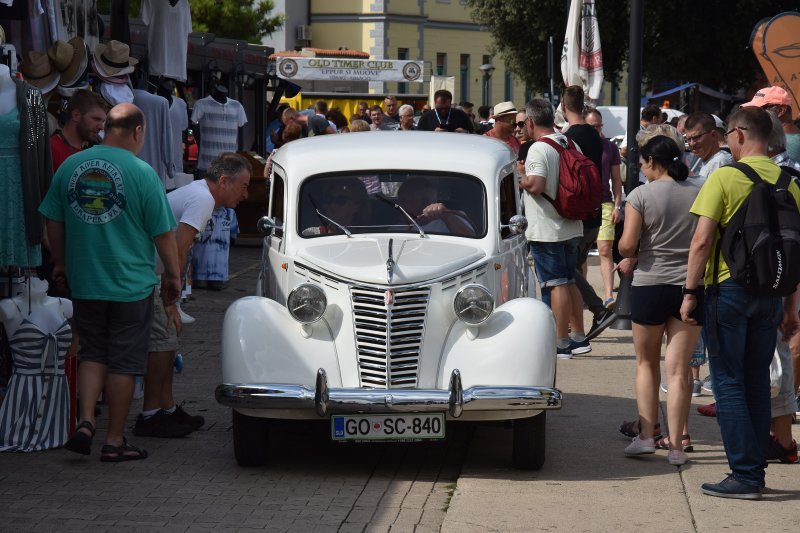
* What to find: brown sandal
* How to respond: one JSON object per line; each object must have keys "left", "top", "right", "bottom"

{"left": 100, "top": 438, "right": 148, "bottom": 462}
{"left": 619, "top": 419, "right": 662, "bottom": 440}
{"left": 655, "top": 434, "right": 693, "bottom": 452}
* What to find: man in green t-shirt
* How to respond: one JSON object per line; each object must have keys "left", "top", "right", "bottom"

{"left": 680, "top": 106, "right": 800, "bottom": 499}
{"left": 39, "top": 103, "right": 181, "bottom": 462}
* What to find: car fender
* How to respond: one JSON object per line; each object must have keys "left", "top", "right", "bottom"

{"left": 438, "top": 297, "right": 556, "bottom": 389}
{"left": 221, "top": 296, "right": 343, "bottom": 386}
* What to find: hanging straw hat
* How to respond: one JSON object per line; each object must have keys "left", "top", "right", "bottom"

{"left": 60, "top": 37, "right": 88, "bottom": 87}
{"left": 21, "top": 51, "right": 59, "bottom": 93}
{"left": 93, "top": 40, "right": 138, "bottom": 77}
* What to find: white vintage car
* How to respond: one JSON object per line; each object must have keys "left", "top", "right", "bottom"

{"left": 215, "top": 132, "right": 561, "bottom": 469}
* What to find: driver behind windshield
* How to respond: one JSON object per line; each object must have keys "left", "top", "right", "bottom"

{"left": 397, "top": 178, "right": 476, "bottom": 236}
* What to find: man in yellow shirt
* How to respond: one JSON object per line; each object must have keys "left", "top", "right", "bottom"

{"left": 681, "top": 106, "right": 800, "bottom": 499}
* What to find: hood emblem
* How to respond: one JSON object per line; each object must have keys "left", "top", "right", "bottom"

{"left": 384, "top": 289, "right": 394, "bottom": 306}
{"left": 386, "top": 238, "right": 394, "bottom": 283}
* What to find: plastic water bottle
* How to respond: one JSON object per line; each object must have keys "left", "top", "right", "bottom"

{"left": 174, "top": 353, "right": 184, "bottom": 373}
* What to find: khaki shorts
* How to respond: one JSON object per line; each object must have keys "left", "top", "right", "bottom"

{"left": 597, "top": 202, "right": 616, "bottom": 241}
{"left": 148, "top": 287, "right": 179, "bottom": 353}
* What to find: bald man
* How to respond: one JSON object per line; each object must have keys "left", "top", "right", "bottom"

{"left": 40, "top": 103, "right": 181, "bottom": 462}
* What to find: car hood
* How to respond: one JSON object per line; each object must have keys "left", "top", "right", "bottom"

{"left": 296, "top": 237, "right": 486, "bottom": 285}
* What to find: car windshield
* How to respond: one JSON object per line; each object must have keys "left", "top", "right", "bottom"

{"left": 298, "top": 172, "right": 486, "bottom": 238}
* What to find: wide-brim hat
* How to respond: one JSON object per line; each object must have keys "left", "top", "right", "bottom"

{"left": 57, "top": 81, "right": 90, "bottom": 98}
{"left": 47, "top": 40, "right": 73, "bottom": 73}
{"left": 93, "top": 40, "right": 138, "bottom": 77}
{"left": 91, "top": 56, "right": 130, "bottom": 85}
{"left": 60, "top": 37, "right": 88, "bottom": 86}
{"left": 21, "top": 50, "right": 59, "bottom": 93}
{"left": 490, "top": 101, "right": 517, "bottom": 119}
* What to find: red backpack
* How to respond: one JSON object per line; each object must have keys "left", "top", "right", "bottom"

{"left": 538, "top": 136, "right": 602, "bottom": 220}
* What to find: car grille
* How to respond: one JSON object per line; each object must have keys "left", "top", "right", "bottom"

{"left": 350, "top": 286, "right": 430, "bottom": 389}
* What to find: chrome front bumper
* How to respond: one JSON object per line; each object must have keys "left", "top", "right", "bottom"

{"left": 215, "top": 369, "right": 562, "bottom": 418}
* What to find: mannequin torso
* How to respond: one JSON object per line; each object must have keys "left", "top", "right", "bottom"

{"left": 0, "top": 64, "right": 17, "bottom": 115}
{"left": 0, "top": 278, "right": 73, "bottom": 335}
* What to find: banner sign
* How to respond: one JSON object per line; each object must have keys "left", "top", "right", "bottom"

{"left": 277, "top": 58, "right": 424, "bottom": 83}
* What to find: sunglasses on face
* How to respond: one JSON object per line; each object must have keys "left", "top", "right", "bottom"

{"left": 515, "top": 121, "right": 526, "bottom": 129}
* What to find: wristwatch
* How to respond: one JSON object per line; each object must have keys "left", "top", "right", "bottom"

{"left": 682, "top": 285, "right": 701, "bottom": 296}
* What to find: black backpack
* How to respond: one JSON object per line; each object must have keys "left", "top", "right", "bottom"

{"left": 713, "top": 162, "right": 800, "bottom": 297}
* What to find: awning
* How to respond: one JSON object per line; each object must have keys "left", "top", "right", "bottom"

{"left": 642, "top": 82, "right": 736, "bottom": 106}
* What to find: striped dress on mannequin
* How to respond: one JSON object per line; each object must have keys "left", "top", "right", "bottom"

{"left": 0, "top": 304, "right": 72, "bottom": 452}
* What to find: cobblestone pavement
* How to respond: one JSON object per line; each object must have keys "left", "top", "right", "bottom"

{"left": 0, "top": 245, "right": 472, "bottom": 532}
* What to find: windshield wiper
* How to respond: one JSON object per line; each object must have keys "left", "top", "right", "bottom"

{"left": 315, "top": 209, "right": 352, "bottom": 237}
{"left": 376, "top": 193, "right": 425, "bottom": 238}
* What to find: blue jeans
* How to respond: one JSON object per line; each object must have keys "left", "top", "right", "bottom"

{"left": 529, "top": 238, "right": 580, "bottom": 308}
{"left": 706, "top": 280, "right": 781, "bottom": 488}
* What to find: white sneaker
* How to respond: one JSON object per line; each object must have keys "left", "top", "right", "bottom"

{"left": 177, "top": 303, "right": 195, "bottom": 324}
{"left": 624, "top": 435, "right": 656, "bottom": 456}
{"left": 701, "top": 376, "right": 713, "bottom": 393}
{"left": 692, "top": 379, "right": 702, "bottom": 397}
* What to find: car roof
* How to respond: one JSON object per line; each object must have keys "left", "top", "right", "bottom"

{"left": 272, "top": 131, "right": 516, "bottom": 183}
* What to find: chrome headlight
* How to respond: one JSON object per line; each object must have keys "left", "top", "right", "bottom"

{"left": 287, "top": 283, "right": 327, "bottom": 324}
{"left": 453, "top": 284, "right": 494, "bottom": 325}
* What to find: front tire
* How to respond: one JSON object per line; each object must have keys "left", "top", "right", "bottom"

{"left": 232, "top": 409, "right": 269, "bottom": 466}
{"left": 512, "top": 411, "right": 546, "bottom": 470}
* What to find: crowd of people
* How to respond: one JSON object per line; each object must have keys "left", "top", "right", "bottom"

{"left": 14, "top": 77, "right": 800, "bottom": 501}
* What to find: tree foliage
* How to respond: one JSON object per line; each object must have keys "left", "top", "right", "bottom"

{"left": 466, "top": 0, "right": 793, "bottom": 94}
{"left": 190, "top": 0, "right": 284, "bottom": 43}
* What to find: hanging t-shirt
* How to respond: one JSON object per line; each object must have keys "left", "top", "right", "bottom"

{"left": 169, "top": 96, "right": 188, "bottom": 176}
{"left": 38, "top": 144, "right": 176, "bottom": 302}
{"left": 191, "top": 96, "right": 247, "bottom": 171}
{"left": 141, "top": 0, "right": 192, "bottom": 82}
{"left": 133, "top": 89, "right": 175, "bottom": 190}
{"left": 60, "top": 0, "right": 100, "bottom": 52}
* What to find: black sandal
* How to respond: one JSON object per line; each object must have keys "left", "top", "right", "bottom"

{"left": 100, "top": 438, "right": 148, "bottom": 462}
{"left": 63, "top": 420, "right": 95, "bottom": 456}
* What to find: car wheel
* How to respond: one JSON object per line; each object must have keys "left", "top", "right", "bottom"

{"left": 232, "top": 409, "right": 269, "bottom": 466}
{"left": 512, "top": 411, "right": 546, "bottom": 470}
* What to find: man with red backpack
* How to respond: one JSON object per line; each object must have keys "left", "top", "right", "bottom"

{"left": 519, "top": 98, "right": 592, "bottom": 359}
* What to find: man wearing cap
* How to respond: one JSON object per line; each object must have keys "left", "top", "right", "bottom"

{"left": 742, "top": 86, "right": 800, "bottom": 161}
{"left": 50, "top": 89, "right": 107, "bottom": 171}
{"left": 485, "top": 101, "right": 521, "bottom": 155}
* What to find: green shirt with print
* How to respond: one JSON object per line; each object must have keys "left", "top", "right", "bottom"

{"left": 39, "top": 145, "right": 176, "bottom": 302}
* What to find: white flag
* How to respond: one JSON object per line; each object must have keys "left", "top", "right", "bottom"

{"left": 560, "top": 0, "right": 582, "bottom": 89}
{"left": 580, "top": 0, "right": 604, "bottom": 101}
{"left": 561, "top": 0, "right": 604, "bottom": 102}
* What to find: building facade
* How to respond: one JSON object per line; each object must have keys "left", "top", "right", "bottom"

{"left": 263, "top": 0, "right": 529, "bottom": 107}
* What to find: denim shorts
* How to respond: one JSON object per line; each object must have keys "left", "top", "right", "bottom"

{"left": 529, "top": 238, "right": 580, "bottom": 289}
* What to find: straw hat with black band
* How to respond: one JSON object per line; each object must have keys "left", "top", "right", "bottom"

{"left": 93, "top": 40, "right": 138, "bottom": 77}
{"left": 490, "top": 101, "right": 518, "bottom": 120}
{"left": 21, "top": 51, "right": 59, "bottom": 94}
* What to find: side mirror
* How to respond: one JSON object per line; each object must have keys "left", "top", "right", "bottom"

{"left": 257, "top": 216, "right": 280, "bottom": 236}
{"left": 502, "top": 214, "right": 528, "bottom": 235}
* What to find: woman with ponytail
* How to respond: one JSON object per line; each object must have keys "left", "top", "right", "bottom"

{"left": 617, "top": 134, "right": 702, "bottom": 466}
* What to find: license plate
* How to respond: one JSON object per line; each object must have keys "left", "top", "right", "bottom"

{"left": 331, "top": 413, "right": 445, "bottom": 442}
